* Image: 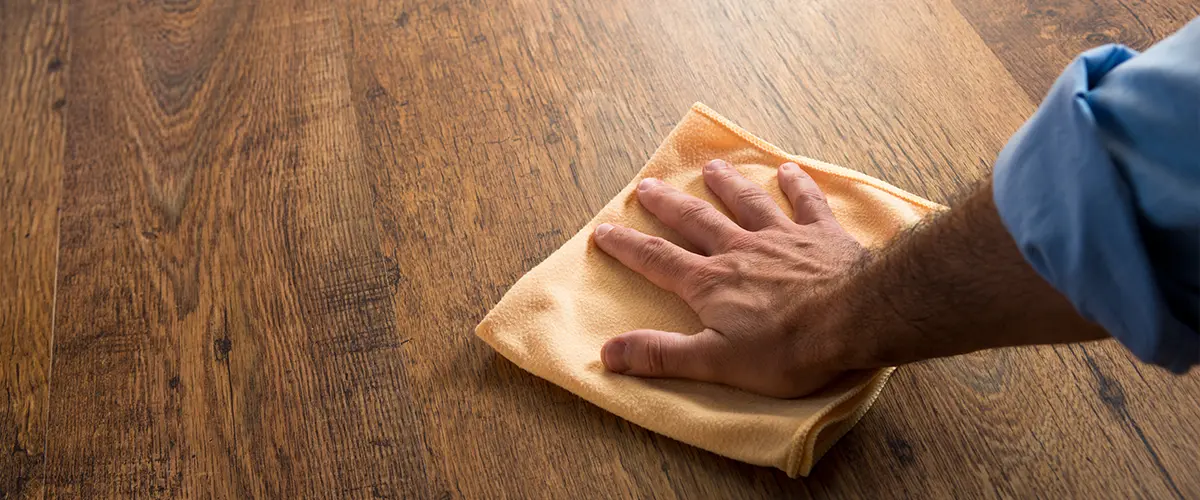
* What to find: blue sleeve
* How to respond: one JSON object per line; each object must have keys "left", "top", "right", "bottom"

{"left": 992, "top": 18, "right": 1200, "bottom": 373}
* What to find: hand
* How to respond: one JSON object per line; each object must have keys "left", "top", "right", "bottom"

{"left": 592, "top": 159, "right": 868, "bottom": 398}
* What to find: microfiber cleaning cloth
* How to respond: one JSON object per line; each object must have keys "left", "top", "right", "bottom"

{"left": 477, "top": 103, "right": 942, "bottom": 476}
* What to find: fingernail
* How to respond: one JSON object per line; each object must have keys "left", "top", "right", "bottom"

{"left": 603, "top": 339, "right": 630, "bottom": 373}
{"left": 595, "top": 223, "right": 614, "bottom": 237}
{"left": 638, "top": 178, "right": 659, "bottom": 191}
{"left": 780, "top": 162, "right": 798, "bottom": 172}
{"left": 705, "top": 159, "right": 727, "bottom": 172}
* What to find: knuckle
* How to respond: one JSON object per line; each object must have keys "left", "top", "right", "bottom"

{"left": 735, "top": 188, "right": 771, "bottom": 206}
{"left": 798, "top": 187, "right": 827, "bottom": 203}
{"left": 639, "top": 235, "right": 668, "bottom": 253}
{"left": 643, "top": 337, "right": 666, "bottom": 375}
{"left": 676, "top": 200, "right": 712, "bottom": 224}
{"left": 723, "top": 232, "right": 758, "bottom": 251}
{"left": 635, "top": 237, "right": 673, "bottom": 266}
{"left": 688, "top": 259, "right": 735, "bottom": 299}
{"left": 719, "top": 257, "right": 750, "bottom": 285}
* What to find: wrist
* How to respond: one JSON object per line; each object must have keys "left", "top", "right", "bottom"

{"left": 815, "top": 253, "right": 922, "bottom": 372}
{"left": 819, "top": 290, "right": 887, "bottom": 372}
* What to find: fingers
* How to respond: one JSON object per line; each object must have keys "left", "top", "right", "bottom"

{"left": 593, "top": 223, "right": 707, "bottom": 298}
{"left": 634, "top": 178, "right": 742, "bottom": 255}
{"left": 702, "top": 159, "right": 787, "bottom": 231}
{"left": 777, "top": 162, "right": 834, "bottom": 225}
{"left": 601, "top": 328, "right": 728, "bottom": 382}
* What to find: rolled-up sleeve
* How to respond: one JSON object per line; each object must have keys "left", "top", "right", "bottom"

{"left": 993, "top": 18, "right": 1200, "bottom": 372}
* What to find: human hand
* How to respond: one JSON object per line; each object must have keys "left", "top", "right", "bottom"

{"left": 592, "top": 159, "right": 868, "bottom": 398}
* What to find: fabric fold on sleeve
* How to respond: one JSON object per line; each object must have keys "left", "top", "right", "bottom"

{"left": 993, "top": 21, "right": 1200, "bottom": 373}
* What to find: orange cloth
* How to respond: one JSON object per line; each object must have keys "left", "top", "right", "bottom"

{"left": 477, "top": 103, "right": 942, "bottom": 476}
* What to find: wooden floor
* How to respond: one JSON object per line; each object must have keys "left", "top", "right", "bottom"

{"left": 2, "top": 0, "right": 1198, "bottom": 497}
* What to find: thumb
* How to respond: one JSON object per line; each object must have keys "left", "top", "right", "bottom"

{"left": 601, "top": 329, "right": 726, "bottom": 382}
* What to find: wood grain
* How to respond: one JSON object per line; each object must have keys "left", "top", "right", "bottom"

{"left": 0, "top": 0, "right": 67, "bottom": 497}
{"left": 1, "top": 0, "right": 1197, "bottom": 497}
{"left": 955, "top": 0, "right": 1199, "bottom": 101}
{"left": 45, "top": 0, "right": 429, "bottom": 496}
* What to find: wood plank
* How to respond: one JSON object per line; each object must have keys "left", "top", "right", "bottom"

{"left": 0, "top": 0, "right": 67, "bottom": 497}
{"left": 810, "top": 343, "right": 1200, "bottom": 498}
{"left": 955, "top": 0, "right": 1199, "bottom": 101}
{"left": 44, "top": 0, "right": 430, "bottom": 496}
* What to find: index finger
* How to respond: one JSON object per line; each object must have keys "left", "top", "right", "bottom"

{"left": 592, "top": 223, "right": 706, "bottom": 300}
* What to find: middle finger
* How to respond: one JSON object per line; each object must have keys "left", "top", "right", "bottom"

{"left": 635, "top": 178, "right": 743, "bottom": 255}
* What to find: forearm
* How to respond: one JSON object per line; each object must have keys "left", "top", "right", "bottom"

{"left": 831, "top": 180, "right": 1108, "bottom": 370}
